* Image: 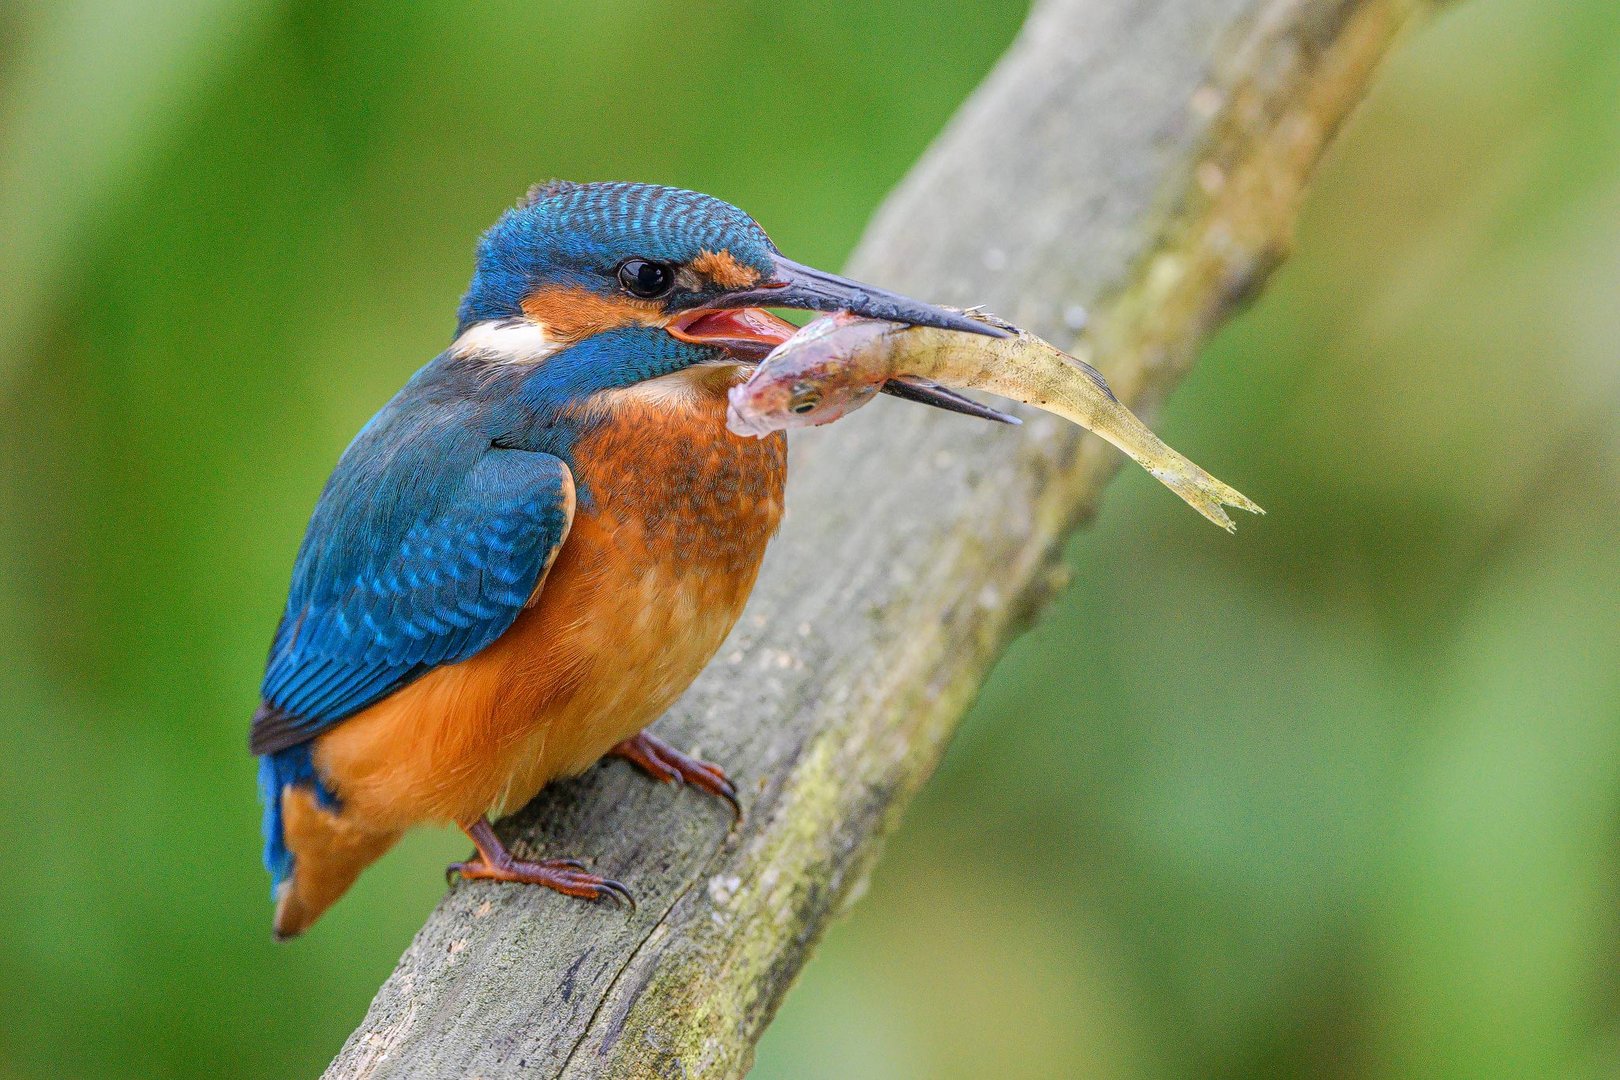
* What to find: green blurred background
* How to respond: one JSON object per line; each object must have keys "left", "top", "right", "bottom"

{"left": 2, "top": 1, "right": 1617, "bottom": 1077}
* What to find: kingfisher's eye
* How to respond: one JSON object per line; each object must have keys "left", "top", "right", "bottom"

{"left": 617, "top": 259, "right": 675, "bottom": 299}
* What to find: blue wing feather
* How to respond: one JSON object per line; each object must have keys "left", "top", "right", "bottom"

{"left": 250, "top": 410, "right": 574, "bottom": 755}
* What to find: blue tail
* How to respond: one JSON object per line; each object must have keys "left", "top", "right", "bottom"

{"left": 257, "top": 744, "right": 337, "bottom": 897}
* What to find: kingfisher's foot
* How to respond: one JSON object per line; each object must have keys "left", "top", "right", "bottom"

{"left": 611, "top": 731, "right": 741, "bottom": 819}
{"left": 451, "top": 818, "right": 633, "bottom": 911}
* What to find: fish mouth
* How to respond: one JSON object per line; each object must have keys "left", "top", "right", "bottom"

{"left": 724, "top": 390, "right": 782, "bottom": 438}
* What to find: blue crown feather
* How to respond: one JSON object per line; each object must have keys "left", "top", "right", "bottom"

{"left": 457, "top": 181, "right": 778, "bottom": 330}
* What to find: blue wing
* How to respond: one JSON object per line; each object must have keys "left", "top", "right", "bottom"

{"left": 250, "top": 437, "right": 574, "bottom": 756}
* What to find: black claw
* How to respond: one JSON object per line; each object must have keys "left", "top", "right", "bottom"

{"left": 597, "top": 879, "right": 636, "bottom": 913}
{"left": 697, "top": 772, "right": 742, "bottom": 820}
{"left": 548, "top": 858, "right": 588, "bottom": 871}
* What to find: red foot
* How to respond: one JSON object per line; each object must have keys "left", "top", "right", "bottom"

{"left": 449, "top": 819, "right": 633, "bottom": 910}
{"left": 611, "top": 731, "right": 741, "bottom": 819}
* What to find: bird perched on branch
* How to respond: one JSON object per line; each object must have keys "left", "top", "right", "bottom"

{"left": 251, "top": 180, "right": 1001, "bottom": 938}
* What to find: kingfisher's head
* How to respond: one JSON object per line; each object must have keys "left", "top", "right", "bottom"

{"left": 452, "top": 181, "right": 994, "bottom": 395}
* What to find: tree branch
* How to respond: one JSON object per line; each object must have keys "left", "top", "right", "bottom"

{"left": 325, "top": 1, "right": 1434, "bottom": 1075}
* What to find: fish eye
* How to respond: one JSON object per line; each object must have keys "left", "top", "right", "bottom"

{"left": 616, "top": 258, "right": 675, "bottom": 299}
{"left": 787, "top": 385, "right": 822, "bottom": 415}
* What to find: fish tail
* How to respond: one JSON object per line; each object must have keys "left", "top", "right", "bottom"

{"left": 1146, "top": 459, "right": 1265, "bottom": 532}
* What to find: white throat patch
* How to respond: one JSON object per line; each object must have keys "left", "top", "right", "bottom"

{"left": 449, "top": 318, "right": 562, "bottom": 364}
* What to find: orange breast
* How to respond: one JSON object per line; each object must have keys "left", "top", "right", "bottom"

{"left": 312, "top": 367, "right": 786, "bottom": 831}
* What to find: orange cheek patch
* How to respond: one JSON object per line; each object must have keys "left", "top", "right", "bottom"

{"left": 521, "top": 286, "right": 665, "bottom": 344}
{"left": 692, "top": 249, "right": 761, "bottom": 289}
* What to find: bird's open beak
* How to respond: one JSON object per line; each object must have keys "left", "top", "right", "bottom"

{"left": 667, "top": 255, "right": 1016, "bottom": 425}
{"left": 711, "top": 254, "right": 1007, "bottom": 338}
{"left": 879, "top": 377, "right": 1020, "bottom": 425}
{"left": 665, "top": 306, "right": 798, "bottom": 361}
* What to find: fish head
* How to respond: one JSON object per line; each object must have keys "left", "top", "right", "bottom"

{"left": 725, "top": 314, "right": 896, "bottom": 436}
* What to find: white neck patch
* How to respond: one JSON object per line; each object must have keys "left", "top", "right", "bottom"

{"left": 449, "top": 318, "right": 563, "bottom": 365}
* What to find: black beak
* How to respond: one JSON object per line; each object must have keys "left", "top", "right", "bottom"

{"left": 879, "top": 378, "right": 1020, "bottom": 425}
{"left": 715, "top": 254, "right": 1008, "bottom": 338}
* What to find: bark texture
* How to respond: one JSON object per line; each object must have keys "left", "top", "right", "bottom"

{"left": 326, "top": 0, "right": 1435, "bottom": 1075}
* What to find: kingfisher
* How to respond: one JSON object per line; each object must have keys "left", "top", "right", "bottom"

{"left": 252, "top": 180, "right": 1005, "bottom": 938}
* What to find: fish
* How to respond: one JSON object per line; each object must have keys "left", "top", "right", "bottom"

{"left": 726, "top": 310, "right": 1263, "bottom": 532}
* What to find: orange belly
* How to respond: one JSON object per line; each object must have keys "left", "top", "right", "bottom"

{"left": 311, "top": 372, "right": 785, "bottom": 831}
